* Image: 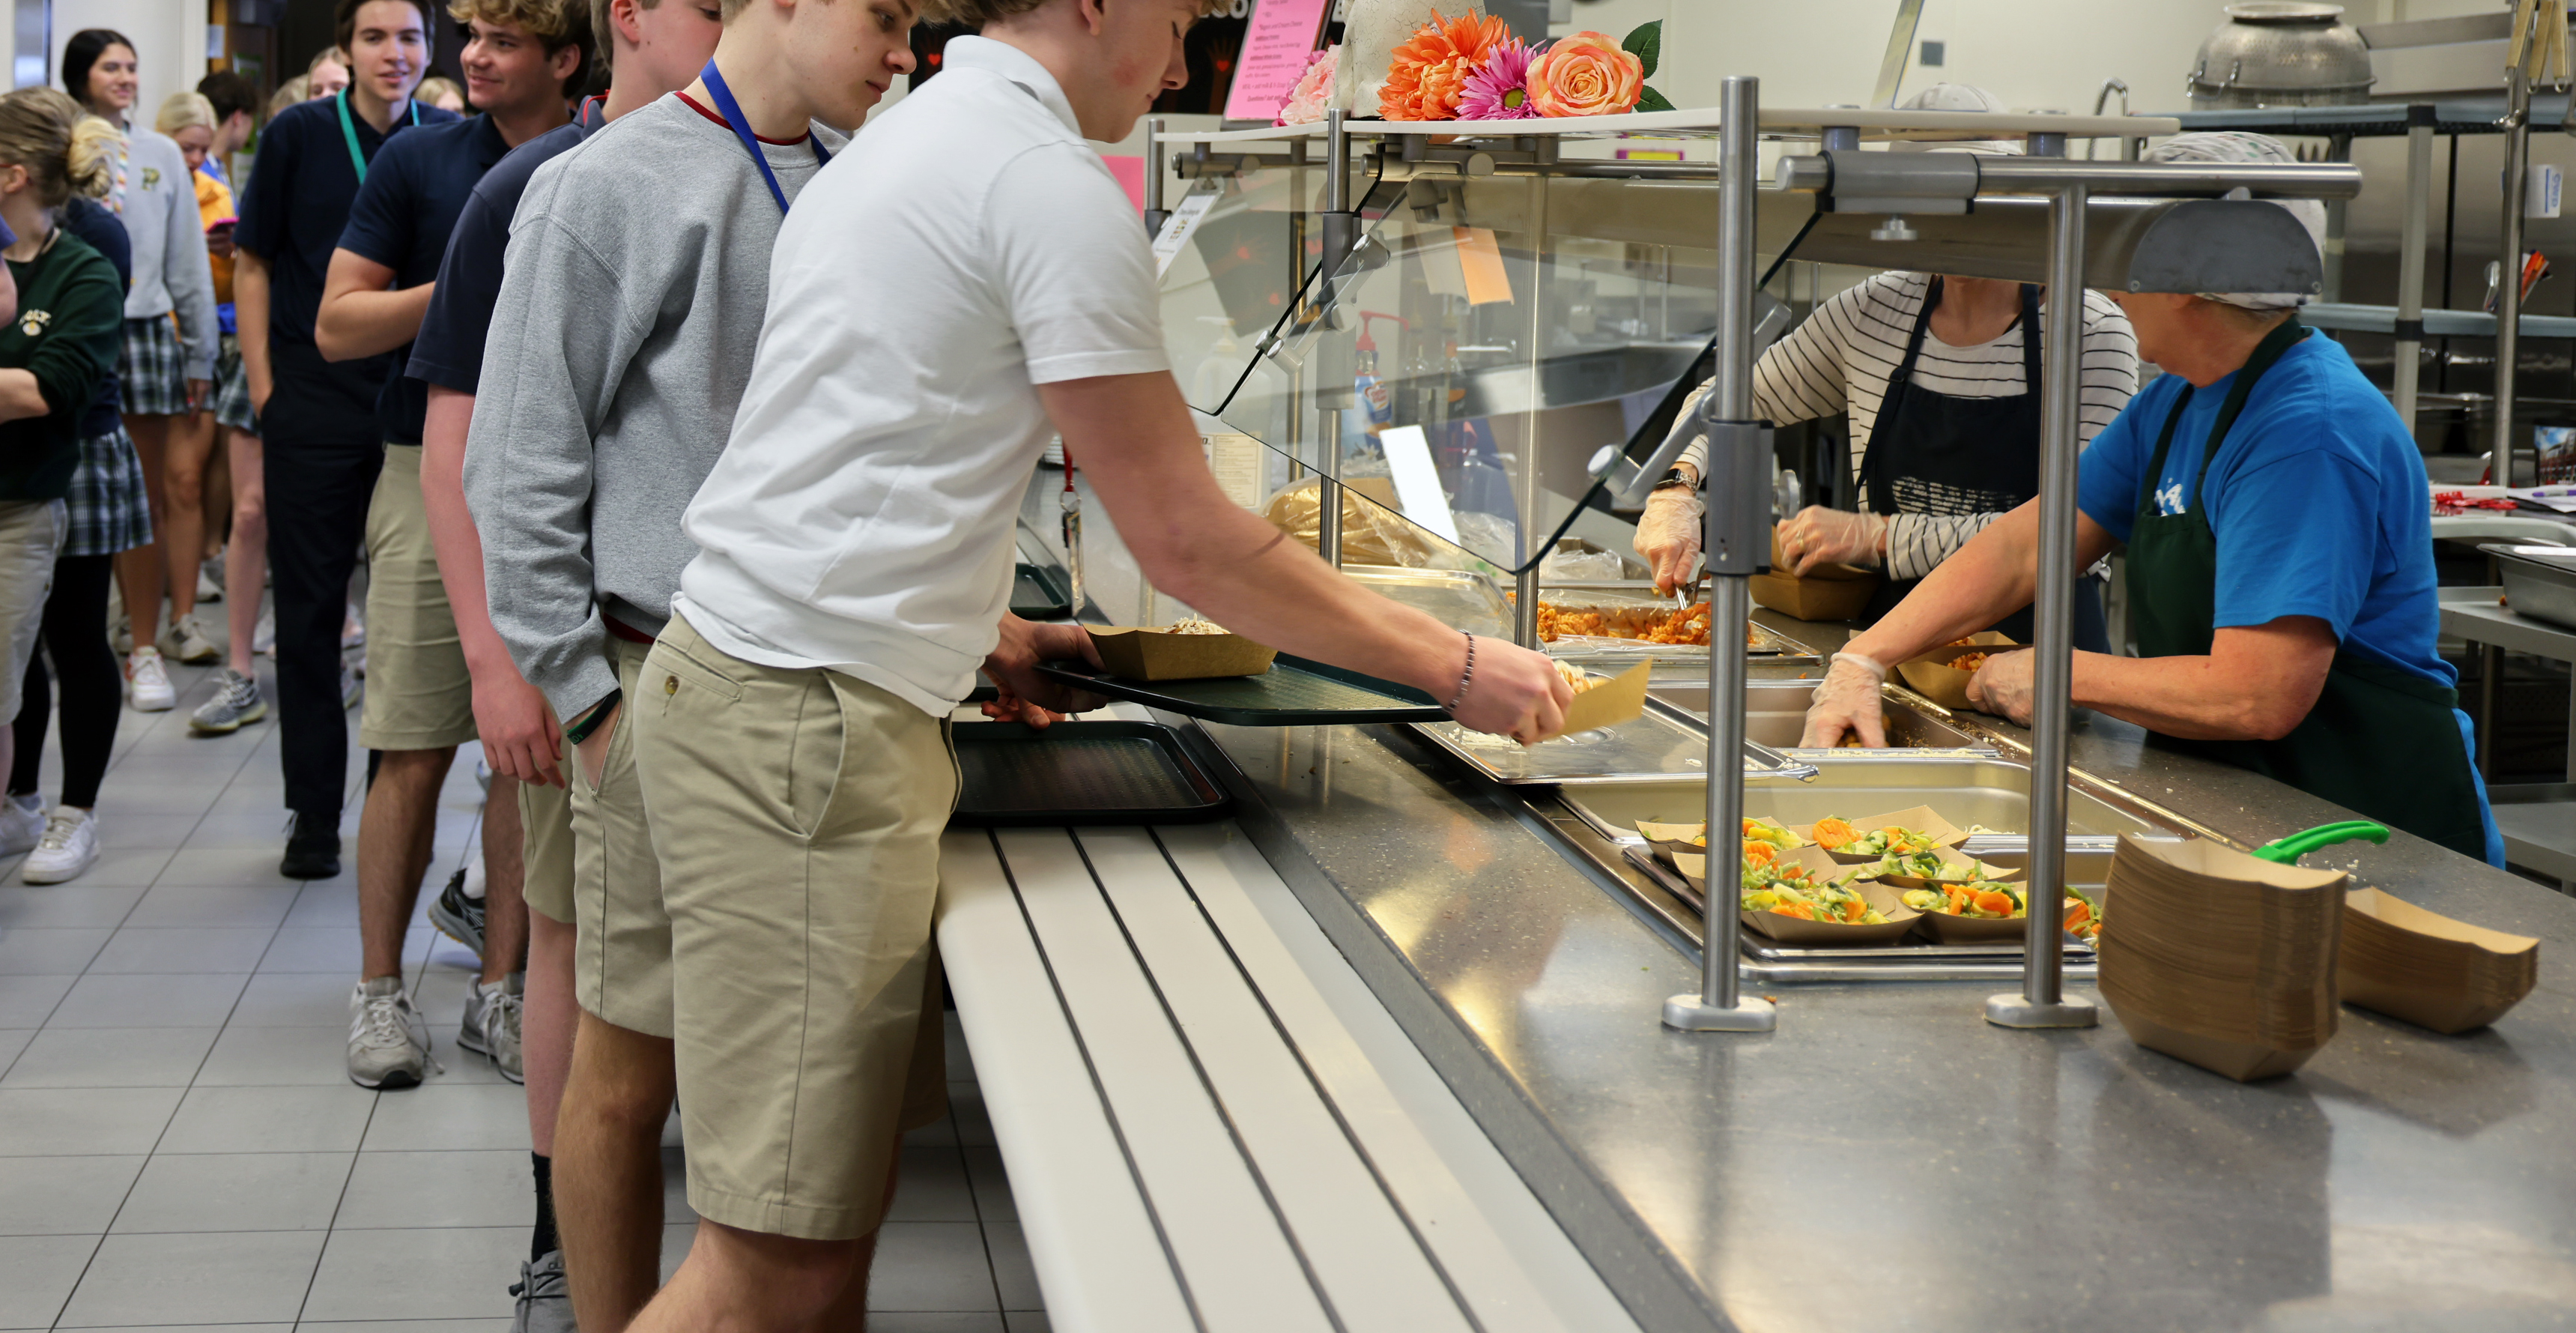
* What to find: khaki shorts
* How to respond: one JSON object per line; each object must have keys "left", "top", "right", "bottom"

{"left": 0, "top": 501, "right": 65, "bottom": 723}
{"left": 360, "top": 444, "right": 476, "bottom": 751}
{"left": 633, "top": 612, "right": 951, "bottom": 1241}
{"left": 570, "top": 635, "right": 673, "bottom": 1035}
{"left": 521, "top": 752, "right": 575, "bottom": 925}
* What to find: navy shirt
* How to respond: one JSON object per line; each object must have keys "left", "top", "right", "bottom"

{"left": 408, "top": 97, "right": 606, "bottom": 395}
{"left": 235, "top": 94, "right": 458, "bottom": 352}
{"left": 338, "top": 112, "right": 522, "bottom": 441}
{"left": 58, "top": 196, "right": 131, "bottom": 438}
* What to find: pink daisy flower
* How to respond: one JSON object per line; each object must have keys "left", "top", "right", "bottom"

{"left": 1456, "top": 38, "right": 1537, "bottom": 120}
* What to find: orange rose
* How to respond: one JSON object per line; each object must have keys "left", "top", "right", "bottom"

{"left": 1527, "top": 31, "right": 1643, "bottom": 118}
{"left": 1380, "top": 9, "right": 1516, "bottom": 121}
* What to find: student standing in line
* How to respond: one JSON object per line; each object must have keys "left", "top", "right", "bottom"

{"left": 414, "top": 0, "right": 716, "bottom": 1319}
{"left": 235, "top": 0, "right": 458, "bottom": 882}
{"left": 154, "top": 91, "right": 235, "bottom": 667}
{"left": 189, "top": 73, "right": 278, "bottom": 740}
{"left": 0, "top": 91, "right": 124, "bottom": 862}
{"left": 195, "top": 72, "right": 260, "bottom": 188}
{"left": 315, "top": 0, "right": 587, "bottom": 1093}
{"left": 464, "top": 0, "right": 911, "bottom": 1323}
{"left": 62, "top": 31, "right": 220, "bottom": 698}
{"left": 618, "top": 0, "right": 1568, "bottom": 1323}
{"left": 6, "top": 154, "right": 150, "bottom": 884}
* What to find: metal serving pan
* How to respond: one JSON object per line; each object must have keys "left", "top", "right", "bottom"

{"left": 1649, "top": 679, "right": 1989, "bottom": 750}
{"left": 2493, "top": 544, "right": 2576, "bottom": 631}
{"left": 1536, "top": 581, "right": 1823, "bottom": 665}
{"left": 1410, "top": 698, "right": 1819, "bottom": 785}
{"left": 1617, "top": 846, "right": 2101, "bottom": 967}
{"left": 1554, "top": 755, "right": 2175, "bottom": 846}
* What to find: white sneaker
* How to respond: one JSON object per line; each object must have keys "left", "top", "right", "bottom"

{"left": 456, "top": 973, "right": 524, "bottom": 1083}
{"left": 197, "top": 558, "right": 224, "bottom": 603}
{"left": 347, "top": 977, "right": 430, "bottom": 1089}
{"left": 159, "top": 613, "right": 219, "bottom": 665}
{"left": 252, "top": 609, "right": 276, "bottom": 655}
{"left": 125, "top": 648, "right": 175, "bottom": 712}
{"left": 0, "top": 793, "right": 43, "bottom": 856}
{"left": 21, "top": 808, "right": 98, "bottom": 884}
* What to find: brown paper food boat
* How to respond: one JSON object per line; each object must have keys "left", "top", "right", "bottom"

{"left": 1789, "top": 805, "right": 1970, "bottom": 863}
{"left": 1675, "top": 846, "right": 1923, "bottom": 945}
{"left": 1892, "top": 632, "right": 2022, "bottom": 713}
{"left": 2339, "top": 887, "right": 2539, "bottom": 1035}
{"left": 1559, "top": 660, "right": 1652, "bottom": 734}
{"left": 1086, "top": 626, "right": 1279, "bottom": 681}
{"left": 1634, "top": 815, "right": 1801, "bottom": 869}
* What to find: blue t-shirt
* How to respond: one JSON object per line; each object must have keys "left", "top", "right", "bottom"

{"left": 337, "top": 112, "right": 519, "bottom": 443}
{"left": 58, "top": 196, "right": 130, "bottom": 438}
{"left": 2077, "top": 330, "right": 2451, "bottom": 688}
{"left": 235, "top": 94, "right": 459, "bottom": 351}
{"left": 407, "top": 98, "right": 605, "bottom": 395}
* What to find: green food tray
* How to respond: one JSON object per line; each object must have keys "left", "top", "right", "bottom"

{"left": 948, "top": 721, "right": 1231, "bottom": 826}
{"left": 1010, "top": 563, "right": 1074, "bottom": 620}
{"left": 1036, "top": 653, "right": 1447, "bottom": 726}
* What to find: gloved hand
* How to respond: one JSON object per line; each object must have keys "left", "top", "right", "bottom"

{"left": 1800, "top": 651, "right": 1890, "bottom": 747}
{"left": 1774, "top": 507, "right": 1888, "bottom": 576}
{"left": 1633, "top": 487, "right": 1703, "bottom": 594}
{"left": 1964, "top": 648, "right": 2035, "bottom": 725}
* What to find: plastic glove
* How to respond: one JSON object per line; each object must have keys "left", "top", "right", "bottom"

{"left": 1773, "top": 507, "right": 1888, "bottom": 576}
{"left": 1800, "top": 651, "right": 1890, "bottom": 747}
{"left": 1633, "top": 487, "right": 1703, "bottom": 594}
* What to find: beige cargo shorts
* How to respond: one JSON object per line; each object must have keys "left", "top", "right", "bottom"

{"left": 359, "top": 444, "right": 475, "bottom": 751}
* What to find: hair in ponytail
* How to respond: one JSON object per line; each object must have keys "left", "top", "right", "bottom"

{"left": 0, "top": 88, "right": 116, "bottom": 208}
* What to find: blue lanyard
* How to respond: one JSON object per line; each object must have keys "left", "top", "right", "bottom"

{"left": 336, "top": 90, "right": 419, "bottom": 184}
{"left": 698, "top": 59, "right": 827, "bottom": 214}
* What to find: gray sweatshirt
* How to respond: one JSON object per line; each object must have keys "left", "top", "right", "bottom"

{"left": 114, "top": 123, "right": 218, "bottom": 381}
{"left": 464, "top": 94, "right": 843, "bottom": 720}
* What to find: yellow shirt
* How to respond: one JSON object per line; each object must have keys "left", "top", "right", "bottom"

{"left": 193, "top": 167, "right": 235, "bottom": 305}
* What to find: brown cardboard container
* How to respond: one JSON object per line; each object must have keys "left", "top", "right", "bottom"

{"left": 2111, "top": 1012, "right": 2321, "bottom": 1083}
{"left": 1749, "top": 571, "right": 1881, "bottom": 623}
{"left": 1769, "top": 531, "right": 1877, "bottom": 581}
{"left": 1559, "top": 660, "right": 1652, "bottom": 734}
{"left": 1634, "top": 815, "right": 1801, "bottom": 869}
{"left": 1862, "top": 844, "right": 2025, "bottom": 890}
{"left": 2339, "top": 887, "right": 2539, "bottom": 1034}
{"left": 1085, "top": 626, "right": 1279, "bottom": 681}
{"left": 1893, "top": 632, "right": 2022, "bottom": 713}
{"left": 1675, "top": 847, "right": 1922, "bottom": 945}
{"left": 1789, "top": 805, "right": 1970, "bottom": 862}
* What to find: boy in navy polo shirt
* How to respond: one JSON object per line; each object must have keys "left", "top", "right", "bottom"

{"left": 313, "top": 0, "right": 587, "bottom": 1102}
{"left": 234, "top": 0, "right": 455, "bottom": 889}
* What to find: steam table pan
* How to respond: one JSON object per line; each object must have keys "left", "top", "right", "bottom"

{"left": 948, "top": 721, "right": 1231, "bottom": 826}
{"left": 1036, "top": 653, "right": 1448, "bottom": 727}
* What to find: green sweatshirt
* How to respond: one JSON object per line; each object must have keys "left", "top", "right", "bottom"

{"left": 0, "top": 228, "right": 121, "bottom": 502}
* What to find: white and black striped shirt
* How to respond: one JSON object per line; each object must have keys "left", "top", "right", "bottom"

{"left": 1678, "top": 271, "right": 2139, "bottom": 580}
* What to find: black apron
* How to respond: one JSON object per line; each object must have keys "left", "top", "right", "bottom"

{"left": 2127, "top": 319, "right": 2491, "bottom": 861}
{"left": 1860, "top": 279, "right": 2111, "bottom": 653}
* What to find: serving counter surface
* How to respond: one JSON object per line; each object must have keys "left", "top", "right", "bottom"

{"left": 1187, "top": 663, "right": 2576, "bottom": 1332}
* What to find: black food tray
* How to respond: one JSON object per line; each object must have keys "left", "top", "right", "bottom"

{"left": 1010, "top": 563, "right": 1074, "bottom": 620}
{"left": 1036, "top": 652, "right": 1447, "bottom": 727}
{"left": 949, "top": 721, "right": 1231, "bottom": 826}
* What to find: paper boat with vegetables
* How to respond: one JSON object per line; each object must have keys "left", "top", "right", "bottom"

{"left": 1674, "top": 844, "right": 1922, "bottom": 945}
{"left": 1790, "top": 805, "right": 1969, "bottom": 863}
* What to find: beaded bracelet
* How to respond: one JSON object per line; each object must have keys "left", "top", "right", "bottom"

{"left": 1444, "top": 632, "right": 1477, "bottom": 715}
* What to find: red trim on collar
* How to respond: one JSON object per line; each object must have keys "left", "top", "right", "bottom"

{"left": 674, "top": 90, "right": 807, "bottom": 145}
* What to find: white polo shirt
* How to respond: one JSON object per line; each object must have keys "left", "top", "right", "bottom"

{"left": 672, "top": 36, "right": 1169, "bottom": 714}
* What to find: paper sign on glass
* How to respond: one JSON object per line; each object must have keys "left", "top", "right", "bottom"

{"left": 1222, "top": 0, "right": 1335, "bottom": 122}
{"left": 1152, "top": 190, "right": 1219, "bottom": 276}
{"left": 1453, "top": 227, "right": 1514, "bottom": 306}
{"left": 1378, "top": 425, "right": 1462, "bottom": 545}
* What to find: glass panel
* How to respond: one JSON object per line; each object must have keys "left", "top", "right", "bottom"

{"left": 1157, "top": 160, "right": 1347, "bottom": 415}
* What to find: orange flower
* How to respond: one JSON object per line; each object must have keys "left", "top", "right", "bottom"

{"left": 1527, "top": 31, "right": 1643, "bottom": 118}
{"left": 1379, "top": 9, "right": 1516, "bottom": 121}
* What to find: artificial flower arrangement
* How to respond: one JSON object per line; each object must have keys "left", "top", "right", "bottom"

{"left": 1278, "top": 14, "right": 1672, "bottom": 125}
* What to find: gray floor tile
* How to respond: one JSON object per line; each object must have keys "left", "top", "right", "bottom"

{"left": 57, "top": 1229, "right": 324, "bottom": 1327}
{"left": 172, "top": 813, "right": 330, "bottom": 852}
{"left": 47, "top": 973, "right": 250, "bottom": 1028}
{"left": 112, "top": 1152, "right": 352, "bottom": 1233}
{"left": 90, "top": 783, "right": 228, "bottom": 818}
{"left": 985, "top": 1221, "right": 1040, "bottom": 1310}
{"left": 159, "top": 1085, "right": 375, "bottom": 1155}
{"left": 0, "top": 1155, "right": 145, "bottom": 1235}
{"left": 296, "top": 1323, "right": 510, "bottom": 1332}
{"left": 888, "top": 1145, "right": 978, "bottom": 1223}
{"left": 0, "top": 1028, "right": 26, "bottom": 1072}
{"left": 360, "top": 1083, "right": 530, "bottom": 1152}
{"left": 195, "top": 1024, "right": 354, "bottom": 1087}
{"left": 0, "top": 927, "right": 112, "bottom": 976}
{"left": 301, "top": 1226, "right": 522, "bottom": 1322}
{"left": 58, "top": 1326, "right": 290, "bottom": 1332}
{"left": 904, "top": 1112, "right": 960, "bottom": 1149}
{"left": 943, "top": 1011, "right": 972, "bottom": 1082}
{"left": 157, "top": 846, "right": 339, "bottom": 889}
{"left": 949, "top": 1081, "right": 995, "bottom": 1147}
{"left": 422, "top": 1027, "right": 514, "bottom": 1086}
{"left": 0, "top": 883, "right": 145, "bottom": 928}
{"left": 0, "top": 974, "right": 73, "bottom": 1027}
{"left": 258, "top": 928, "right": 362, "bottom": 973}
{"left": 1, "top": 848, "right": 173, "bottom": 889}
{"left": 89, "top": 926, "right": 279, "bottom": 974}
{"left": 963, "top": 1146, "right": 1016, "bottom": 1224}
{"left": 336, "top": 1149, "right": 531, "bottom": 1230}
{"left": 0, "top": 1233, "right": 100, "bottom": 1329}
{"left": 0, "top": 1026, "right": 218, "bottom": 1088}
{"left": 281, "top": 881, "right": 360, "bottom": 928}
{"left": 228, "top": 971, "right": 357, "bottom": 1027}
{"left": 869, "top": 1221, "right": 999, "bottom": 1313}
{"left": 871, "top": 1317, "right": 1007, "bottom": 1333}
{"left": 0, "top": 1086, "right": 183, "bottom": 1155}
{"left": 123, "top": 883, "right": 300, "bottom": 928}
{"left": 1004, "top": 1312, "right": 1052, "bottom": 1333}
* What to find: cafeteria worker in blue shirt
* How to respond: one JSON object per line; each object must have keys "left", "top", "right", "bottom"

{"left": 1800, "top": 133, "right": 2503, "bottom": 865}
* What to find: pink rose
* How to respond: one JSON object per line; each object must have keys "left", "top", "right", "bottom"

{"left": 1277, "top": 46, "right": 1338, "bottom": 127}
{"left": 1527, "top": 31, "right": 1643, "bottom": 118}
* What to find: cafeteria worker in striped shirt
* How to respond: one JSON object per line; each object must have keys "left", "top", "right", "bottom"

{"left": 1634, "top": 83, "right": 2139, "bottom": 653}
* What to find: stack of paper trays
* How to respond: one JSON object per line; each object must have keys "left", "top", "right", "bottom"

{"left": 2339, "top": 888, "right": 2539, "bottom": 1034}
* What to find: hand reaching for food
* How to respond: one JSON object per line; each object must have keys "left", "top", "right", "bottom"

{"left": 1964, "top": 647, "right": 2036, "bottom": 725}
{"left": 1800, "top": 651, "right": 1890, "bottom": 747}
{"left": 1772, "top": 507, "right": 1887, "bottom": 576}
{"left": 1632, "top": 487, "right": 1703, "bottom": 595}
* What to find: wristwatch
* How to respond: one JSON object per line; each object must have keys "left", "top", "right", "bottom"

{"left": 1650, "top": 467, "right": 1698, "bottom": 493}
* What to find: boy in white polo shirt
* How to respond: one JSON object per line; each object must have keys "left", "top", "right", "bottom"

{"left": 627, "top": 0, "right": 1572, "bottom": 1323}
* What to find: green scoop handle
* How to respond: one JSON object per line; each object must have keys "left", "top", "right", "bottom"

{"left": 2252, "top": 820, "right": 2390, "bottom": 864}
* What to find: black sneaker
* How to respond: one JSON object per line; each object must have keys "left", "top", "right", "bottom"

{"left": 281, "top": 811, "right": 342, "bottom": 880}
{"left": 427, "top": 868, "right": 485, "bottom": 960}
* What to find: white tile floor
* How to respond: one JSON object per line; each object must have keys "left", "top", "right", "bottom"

{"left": 0, "top": 628, "right": 1044, "bottom": 1331}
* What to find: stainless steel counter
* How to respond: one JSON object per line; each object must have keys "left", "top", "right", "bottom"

{"left": 1184, "top": 686, "right": 2576, "bottom": 1332}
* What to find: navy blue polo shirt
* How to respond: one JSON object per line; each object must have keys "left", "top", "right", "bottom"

{"left": 408, "top": 97, "right": 606, "bottom": 395}
{"left": 58, "top": 196, "right": 130, "bottom": 438}
{"left": 338, "top": 112, "right": 523, "bottom": 443}
{"left": 236, "top": 94, "right": 459, "bottom": 352}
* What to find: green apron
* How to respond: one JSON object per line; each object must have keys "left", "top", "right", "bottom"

{"left": 2125, "top": 319, "right": 2491, "bottom": 860}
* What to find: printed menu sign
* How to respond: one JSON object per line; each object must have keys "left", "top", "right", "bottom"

{"left": 1222, "top": 0, "right": 1333, "bottom": 122}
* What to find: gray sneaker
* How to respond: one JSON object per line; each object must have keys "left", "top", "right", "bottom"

{"left": 190, "top": 668, "right": 267, "bottom": 735}
{"left": 347, "top": 976, "right": 429, "bottom": 1089}
{"left": 511, "top": 1249, "right": 574, "bottom": 1332}
{"left": 158, "top": 613, "right": 220, "bottom": 665}
{"left": 458, "top": 973, "right": 524, "bottom": 1083}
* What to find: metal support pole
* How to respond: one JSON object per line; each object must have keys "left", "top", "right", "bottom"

{"left": 2394, "top": 106, "right": 2434, "bottom": 429}
{"left": 2500, "top": 68, "right": 2533, "bottom": 485}
{"left": 2321, "top": 132, "right": 2352, "bottom": 303}
{"left": 1318, "top": 111, "right": 1360, "bottom": 287}
{"left": 1512, "top": 140, "right": 1555, "bottom": 648}
{"left": 1664, "top": 75, "right": 1776, "bottom": 1035}
{"left": 1986, "top": 166, "right": 2100, "bottom": 1031}
{"left": 1142, "top": 118, "right": 1169, "bottom": 238}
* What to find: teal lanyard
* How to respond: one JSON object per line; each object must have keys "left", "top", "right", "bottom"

{"left": 336, "top": 91, "right": 420, "bottom": 184}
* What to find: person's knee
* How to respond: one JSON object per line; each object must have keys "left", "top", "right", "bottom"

{"left": 571, "top": 1015, "right": 676, "bottom": 1129}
